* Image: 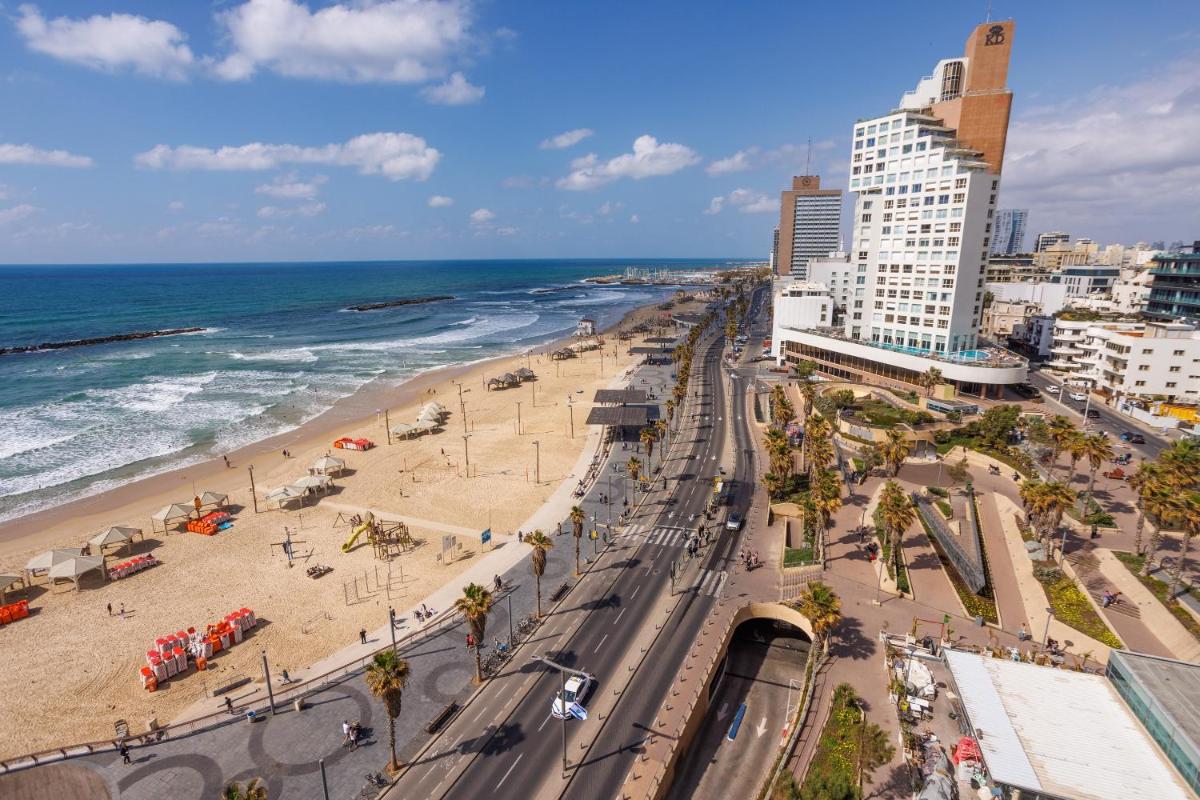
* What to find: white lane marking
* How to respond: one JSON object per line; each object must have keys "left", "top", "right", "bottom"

{"left": 614, "top": 608, "right": 626, "bottom": 625}
{"left": 496, "top": 753, "right": 524, "bottom": 790}
{"left": 594, "top": 633, "right": 609, "bottom": 653}
{"left": 712, "top": 570, "right": 728, "bottom": 597}
{"left": 537, "top": 713, "right": 553, "bottom": 732}
{"left": 631, "top": 585, "right": 641, "bottom": 599}
{"left": 470, "top": 702, "right": 489, "bottom": 725}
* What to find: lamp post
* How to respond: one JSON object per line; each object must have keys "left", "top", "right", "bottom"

{"left": 534, "top": 440, "right": 541, "bottom": 484}
{"left": 388, "top": 607, "right": 397, "bottom": 653}
{"left": 559, "top": 664, "right": 569, "bottom": 777}
{"left": 261, "top": 650, "right": 276, "bottom": 715}
{"left": 248, "top": 465, "right": 258, "bottom": 513}
{"left": 462, "top": 434, "right": 471, "bottom": 477}
{"left": 516, "top": 401, "right": 522, "bottom": 435}
{"left": 1041, "top": 606, "right": 1055, "bottom": 649}
{"left": 507, "top": 592, "right": 514, "bottom": 646}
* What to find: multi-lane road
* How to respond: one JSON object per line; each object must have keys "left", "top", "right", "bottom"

{"left": 382, "top": 288, "right": 765, "bottom": 800}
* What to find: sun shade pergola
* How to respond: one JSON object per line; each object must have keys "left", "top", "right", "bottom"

{"left": 89, "top": 526, "right": 139, "bottom": 554}
{"left": 151, "top": 503, "right": 194, "bottom": 532}
{"left": 292, "top": 474, "right": 332, "bottom": 491}
{"left": 266, "top": 486, "right": 305, "bottom": 508}
{"left": 198, "top": 491, "right": 228, "bottom": 510}
{"left": 0, "top": 573, "right": 24, "bottom": 602}
{"left": 312, "top": 455, "right": 346, "bottom": 475}
{"left": 48, "top": 555, "right": 105, "bottom": 591}
{"left": 593, "top": 388, "right": 649, "bottom": 405}
{"left": 585, "top": 407, "right": 650, "bottom": 427}
{"left": 25, "top": 548, "right": 84, "bottom": 575}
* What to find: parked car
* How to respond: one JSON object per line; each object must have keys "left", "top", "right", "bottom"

{"left": 1130, "top": 433, "right": 1145, "bottom": 444}
{"left": 1086, "top": 409, "right": 1100, "bottom": 419}
{"left": 1012, "top": 384, "right": 1040, "bottom": 400}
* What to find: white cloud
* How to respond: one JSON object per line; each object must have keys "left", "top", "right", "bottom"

{"left": 0, "top": 204, "right": 39, "bottom": 225}
{"left": 428, "top": 195, "right": 454, "bottom": 207}
{"left": 597, "top": 200, "right": 622, "bottom": 216}
{"left": 540, "top": 128, "right": 594, "bottom": 150}
{"left": 629, "top": 213, "right": 639, "bottom": 224}
{"left": 420, "top": 71, "right": 484, "bottom": 105}
{"left": 344, "top": 224, "right": 407, "bottom": 240}
{"left": 16, "top": 5, "right": 195, "bottom": 80}
{"left": 255, "top": 173, "right": 327, "bottom": 199}
{"left": 469, "top": 207, "right": 495, "bottom": 225}
{"left": 1003, "top": 54, "right": 1200, "bottom": 238}
{"left": 495, "top": 225, "right": 518, "bottom": 236}
{"left": 135, "top": 132, "right": 439, "bottom": 181}
{"left": 167, "top": 200, "right": 185, "bottom": 211}
{"left": 0, "top": 142, "right": 93, "bottom": 168}
{"left": 704, "top": 188, "right": 776, "bottom": 215}
{"left": 706, "top": 148, "right": 757, "bottom": 176}
{"left": 557, "top": 135, "right": 700, "bottom": 191}
{"left": 257, "top": 202, "right": 325, "bottom": 219}
{"left": 213, "top": 0, "right": 475, "bottom": 83}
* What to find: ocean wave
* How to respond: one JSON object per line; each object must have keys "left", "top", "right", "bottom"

{"left": 228, "top": 348, "right": 319, "bottom": 363}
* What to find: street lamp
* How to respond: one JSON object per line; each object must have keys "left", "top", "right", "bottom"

{"left": 1041, "top": 606, "right": 1055, "bottom": 649}
{"left": 533, "top": 440, "right": 541, "bottom": 484}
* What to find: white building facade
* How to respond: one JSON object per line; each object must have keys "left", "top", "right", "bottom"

{"left": 1047, "top": 321, "right": 1200, "bottom": 403}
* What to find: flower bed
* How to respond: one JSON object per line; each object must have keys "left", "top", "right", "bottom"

{"left": 1032, "top": 564, "right": 1123, "bottom": 648}
{"left": 935, "top": 499, "right": 954, "bottom": 520}
{"left": 917, "top": 511, "right": 999, "bottom": 624}
{"left": 1113, "top": 552, "right": 1200, "bottom": 645}
{"left": 798, "top": 684, "right": 874, "bottom": 800}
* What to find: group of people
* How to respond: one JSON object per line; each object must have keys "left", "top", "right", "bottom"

{"left": 413, "top": 603, "right": 435, "bottom": 623}
{"left": 739, "top": 549, "right": 761, "bottom": 570}
{"left": 341, "top": 719, "right": 363, "bottom": 750}
{"left": 1101, "top": 590, "right": 1123, "bottom": 608}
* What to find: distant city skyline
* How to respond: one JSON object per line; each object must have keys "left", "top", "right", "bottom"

{"left": 0, "top": 1, "right": 1197, "bottom": 263}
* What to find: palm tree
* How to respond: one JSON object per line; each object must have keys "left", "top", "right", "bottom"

{"left": 454, "top": 583, "right": 495, "bottom": 683}
{"left": 654, "top": 419, "right": 668, "bottom": 456}
{"left": 1025, "top": 480, "right": 1076, "bottom": 551}
{"left": 664, "top": 398, "right": 675, "bottom": 427}
{"left": 526, "top": 530, "right": 554, "bottom": 617}
{"left": 1142, "top": 485, "right": 1186, "bottom": 575}
{"left": 878, "top": 481, "right": 915, "bottom": 583}
{"left": 807, "top": 435, "right": 835, "bottom": 478}
{"left": 922, "top": 367, "right": 943, "bottom": 398}
{"left": 793, "top": 581, "right": 841, "bottom": 653}
{"left": 1079, "top": 432, "right": 1114, "bottom": 516}
{"left": 798, "top": 381, "right": 817, "bottom": 423}
{"left": 640, "top": 426, "right": 657, "bottom": 465}
{"left": 879, "top": 430, "right": 913, "bottom": 477}
{"left": 811, "top": 469, "right": 843, "bottom": 527}
{"left": 1168, "top": 493, "right": 1200, "bottom": 599}
{"left": 626, "top": 455, "right": 642, "bottom": 483}
{"left": 223, "top": 780, "right": 268, "bottom": 800}
{"left": 1128, "top": 462, "right": 1161, "bottom": 558}
{"left": 762, "top": 471, "right": 788, "bottom": 500}
{"left": 364, "top": 649, "right": 410, "bottom": 772}
{"left": 570, "top": 505, "right": 585, "bottom": 575}
{"left": 1063, "top": 430, "right": 1089, "bottom": 489}
{"left": 1046, "top": 415, "right": 1079, "bottom": 476}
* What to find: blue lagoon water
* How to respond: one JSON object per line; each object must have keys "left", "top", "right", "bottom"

{"left": 0, "top": 259, "right": 741, "bottom": 521}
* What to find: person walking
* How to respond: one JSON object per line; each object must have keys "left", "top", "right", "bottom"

{"left": 107, "top": 602, "right": 112, "bottom": 617}
{"left": 119, "top": 603, "right": 126, "bottom": 622}
{"left": 119, "top": 742, "right": 131, "bottom": 765}
{"left": 359, "top": 627, "right": 367, "bottom": 645}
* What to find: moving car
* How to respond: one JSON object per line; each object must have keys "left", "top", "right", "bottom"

{"left": 1130, "top": 433, "right": 1145, "bottom": 444}
{"left": 1045, "top": 385, "right": 1060, "bottom": 394}
{"left": 1086, "top": 409, "right": 1100, "bottom": 419}
{"left": 726, "top": 512, "right": 743, "bottom": 531}
{"left": 551, "top": 673, "right": 593, "bottom": 720}
{"left": 1069, "top": 392, "right": 1087, "bottom": 402}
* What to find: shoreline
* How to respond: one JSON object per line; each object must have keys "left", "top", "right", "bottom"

{"left": 0, "top": 304, "right": 656, "bottom": 560}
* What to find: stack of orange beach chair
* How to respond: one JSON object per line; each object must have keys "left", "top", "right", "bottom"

{"left": 186, "top": 510, "right": 231, "bottom": 536}
{"left": 139, "top": 607, "right": 257, "bottom": 692}
{"left": 0, "top": 600, "right": 29, "bottom": 626}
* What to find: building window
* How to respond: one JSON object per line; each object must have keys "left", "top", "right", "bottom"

{"left": 1167, "top": 382, "right": 1178, "bottom": 388}
{"left": 1135, "top": 380, "right": 1146, "bottom": 387}
{"left": 1170, "top": 366, "right": 1181, "bottom": 373}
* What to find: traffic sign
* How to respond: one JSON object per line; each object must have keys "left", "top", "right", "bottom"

{"left": 481, "top": 529, "right": 492, "bottom": 545}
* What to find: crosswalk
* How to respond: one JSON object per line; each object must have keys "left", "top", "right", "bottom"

{"left": 691, "top": 568, "right": 728, "bottom": 598}
{"left": 624, "top": 523, "right": 692, "bottom": 548}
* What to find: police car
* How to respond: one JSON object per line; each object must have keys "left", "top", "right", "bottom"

{"left": 551, "top": 673, "right": 593, "bottom": 720}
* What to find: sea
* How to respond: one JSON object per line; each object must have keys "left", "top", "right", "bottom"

{"left": 0, "top": 258, "right": 746, "bottom": 523}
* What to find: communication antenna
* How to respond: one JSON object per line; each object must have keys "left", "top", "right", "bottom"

{"left": 985, "top": 0, "right": 993, "bottom": 22}
{"left": 804, "top": 137, "right": 812, "bottom": 176}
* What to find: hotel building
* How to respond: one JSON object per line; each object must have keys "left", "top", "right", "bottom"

{"left": 775, "top": 176, "right": 842, "bottom": 278}
{"left": 990, "top": 208, "right": 1028, "bottom": 255}
{"left": 773, "top": 20, "right": 1027, "bottom": 396}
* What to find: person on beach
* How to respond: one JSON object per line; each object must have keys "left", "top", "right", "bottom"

{"left": 119, "top": 603, "right": 125, "bottom": 621}
{"left": 359, "top": 628, "right": 367, "bottom": 644}
{"left": 224, "top": 696, "right": 234, "bottom": 715}
{"left": 107, "top": 602, "right": 112, "bottom": 617}
{"left": 119, "top": 742, "right": 131, "bottom": 765}
{"left": 223, "top": 455, "right": 231, "bottom": 468}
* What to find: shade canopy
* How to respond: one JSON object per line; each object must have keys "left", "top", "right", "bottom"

{"left": 152, "top": 503, "right": 194, "bottom": 522}
{"left": 312, "top": 455, "right": 346, "bottom": 475}
{"left": 26, "top": 548, "right": 84, "bottom": 573}
{"left": 198, "top": 491, "right": 228, "bottom": 508}
{"left": 89, "top": 526, "right": 139, "bottom": 550}
{"left": 48, "top": 554, "right": 104, "bottom": 581}
{"left": 417, "top": 408, "right": 442, "bottom": 424}
{"left": 266, "top": 486, "right": 305, "bottom": 507}
{"left": 292, "top": 474, "right": 331, "bottom": 490}
{"left": 421, "top": 401, "right": 445, "bottom": 414}
{"left": 391, "top": 422, "right": 417, "bottom": 437}
{"left": 413, "top": 420, "right": 438, "bottom": 432}
{"left": 0, "top": 574, "right": 22, "bottom": 591}
{"left": 515, "top": 367, "right": 535, "bottom": 380}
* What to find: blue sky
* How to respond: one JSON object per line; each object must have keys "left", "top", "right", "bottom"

{"left": 0, "top": 0, "right": 1197, "bottom": 263}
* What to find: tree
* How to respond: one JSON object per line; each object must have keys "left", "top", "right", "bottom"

{"left": 223, "top": 780, "right": 268, "bottom": 800}
{"left": 626, "top": 455, "right": 642, "bottom": 482}
{"left": 664, "top": 398, "right": 675, "bottom": 427}
{"left": 946, "top": 457, "right": 971, "bottom": 487}
{"left": 1079, "top": 432, "right": 1114, "bottom": 516}
{"left": 364, "top": 649, "right": 410, "bottom": 772}
{"left": 793, "top": 581, "right": 841, "bottom": 653}
{"left": 858, "top": 718, "right": 897, "bottom": 792}
{"left": 922, "top": 367, "right": 943, "bottom": 398}
{"left": 454, "top": 583, "right": 495, "bottom": 683}
{"left": 526, "top": 530, "right": 554, "bottom": 618}
{"left": 974, "top": 404, "right": 1022, "bottom": 452}
{"left": 762, "top": 471, "right": 788, "bottom": 500}
{"left": 878, "top": 481, "right": 915, "bottom": 581}
{"left": 1020, "top": 480, "right": 1076, "bottom": 549}
{"left": 879, "top": 430, "right": 913, "bottom": 477}
{"left": 1168, "top": 493, "right": 1200, "bottom": 599}
{"left": 798, "top": 381, "right": 817, "bottom": 423}
{"left": 640, "top": 426, "right": 657, "bottom": 465}
{"left": 1046, "top": 415, "right": 1079, "bottom": 476}
{"left": 570, "top": 505, "right": 586, "bottom": 575}
{"left": 792, "top": 359, "right": 817, "bottom": 383}
{"left": 1063, "top": 430, "right": 1089, "bottom": 489}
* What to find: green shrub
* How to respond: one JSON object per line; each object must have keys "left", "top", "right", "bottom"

{"left": 1033, "top": 566, "right": 1122, "bottom": 648}
{"left": 935, "top": 499, "right": 954, "bottom": 519}
{"left": 927, "top": 486, "right": 949, "bottom": 498}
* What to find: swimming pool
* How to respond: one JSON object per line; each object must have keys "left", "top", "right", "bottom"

{"left": 873, "top": 342, "right": 991, "bottom": 362}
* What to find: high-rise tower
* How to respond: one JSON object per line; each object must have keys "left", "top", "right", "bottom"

{"left": 775, "top": 176, "right": 842, "bottom": 278}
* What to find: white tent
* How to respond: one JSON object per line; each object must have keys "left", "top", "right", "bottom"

{"left": 89, "top": 526, "right": 139, "bottom": 554}
{"left": 26, "top": 548, "right": 84, "bottom": 574}
{"left": 413, "top": 420, "right": 438, "bottom": 433}
{"left": 266, "top": 485, "right": 305, "bottom": 508}
{"left": 391, "top": 422, "right": 417, "bottom": 438}
{"left": 312, "top": 455, "right": 346, "bottom": 476}
{"left": 198, "top": 491, "right": 228, "bottom": 510}
{"left": 0, "top": 573, "right": 23, "bottom": 602}
{"left": 292, "top": 474, "right": 331, "bottom": 491}
{"left": 421, "top": 401, "right": 445, "bottom": 414}
{"left": 151, "top": 503, "right": 194, "bottom": 533}
{"left": 48, "top": 554, "right": 105, "bottom": 591}
{"left": 416, "top": 408, "right": 442, "bottom": 425}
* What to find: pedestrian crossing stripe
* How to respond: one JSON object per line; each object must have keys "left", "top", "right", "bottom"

{"left": 693, "top": 569, "right": 727, "bottom": 597}
{"left": 624, "top": 524, "right": 692, "bottom": 548}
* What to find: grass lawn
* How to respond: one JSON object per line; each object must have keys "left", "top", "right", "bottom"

{"left": 935, "top": 499, "right": 954, "bottom": 520}
{"left": 1113, "top": 552, "right": 1200, "bottom": 645}
{"left": 1031, "top": 564, "right": 1123, "bottom": 648}
{"left": 848, "top": 398, "right": 933, "bottom": 429}
{"left": 785, "top": 546, "right": 816, "bottom": 567}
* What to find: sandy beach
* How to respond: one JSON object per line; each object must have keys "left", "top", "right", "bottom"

{"left": 0, "top": 298, "right": 701, "bottom": 760}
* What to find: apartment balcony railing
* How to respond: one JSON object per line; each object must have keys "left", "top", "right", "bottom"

{"left": 801, "top": 328, "right": 1027, "bottom": 369}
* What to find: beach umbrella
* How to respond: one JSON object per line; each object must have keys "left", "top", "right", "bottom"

{"left": 89, "top": 526, "right": 139, "bottom": 554}
{"left": 198, "top": 491, "right": 228, "bottom": 509}
{"left": 417, "top": 408, "right": 441, "bottom": 424}
{"left": 47, "top": 554, "right": 105, "bottom": 591}
{"left": 25, "top": 548, "right": 84, "bottom": 573}
{"left": 312, "top": 455, "right": 346, "bottom": 475}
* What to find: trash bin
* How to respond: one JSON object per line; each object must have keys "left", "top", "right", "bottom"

{"left": 975, "top": 615, "right": 985, "bottom": 627}
{"left": 293, "top": 698, "right": 304, "bottom": 712}
{"left": 245, "top": 710, "right": 257, "bottom": 723}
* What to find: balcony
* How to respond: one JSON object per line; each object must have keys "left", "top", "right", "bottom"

{"left": 1046, "top": 359, "right": 1083, "bottom": 370}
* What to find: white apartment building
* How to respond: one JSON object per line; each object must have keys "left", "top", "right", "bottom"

{"left": 987, "top": 280, "right": 1069, "bottom": 315}
{"left": 772, "top": 20, "right": 1028, "bottom": 396}
{"left": 806, "top": 252, "right": 854, "bottom": 312}
{"left": 770, "top": 281, "right": 834, "bottom": 361}
{"left": 1047, "top": 320, "right": 1200, "bottom": 403}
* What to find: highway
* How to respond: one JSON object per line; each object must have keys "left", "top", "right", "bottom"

{"left": 381, "top": 287, "right": 765, "bottom": 800}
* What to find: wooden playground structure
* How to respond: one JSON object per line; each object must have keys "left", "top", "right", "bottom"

{"left": 334, "top": 511, "right": 421, "bottom": 560}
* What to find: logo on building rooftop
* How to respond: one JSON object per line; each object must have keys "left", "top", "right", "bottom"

{"left": 985, "top": 25, "right": 1006, "bottom": 46}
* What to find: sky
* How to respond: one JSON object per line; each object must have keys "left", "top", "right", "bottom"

{"left": 0, "top": 0, "right": 1197, "bottom": 264}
